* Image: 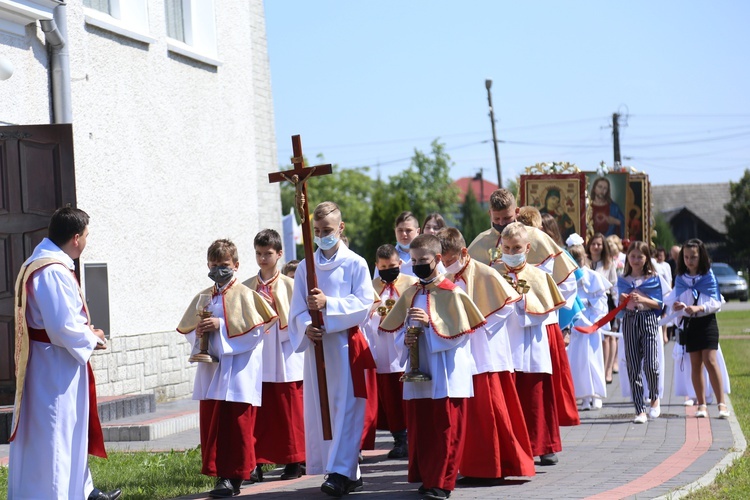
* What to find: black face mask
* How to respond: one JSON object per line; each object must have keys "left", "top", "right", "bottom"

{"left": 208, "top": 266, "right": 234, "bottom": 284}
{"left": 412, "top": 261, "right": 435, "bottom": 280}
{"left": 379, "top": 267, "right": 400, "bottom": 283}
{"left": 493, "top": 222, "right": 510, "bottom": 234}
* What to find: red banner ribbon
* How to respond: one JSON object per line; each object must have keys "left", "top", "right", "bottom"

{"left": 574, "top": 295, "right": 630, "bottom": 334}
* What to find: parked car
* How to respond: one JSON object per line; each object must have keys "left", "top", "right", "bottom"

{"left": 712, "top": 263, "right": 749, "bottom": 302}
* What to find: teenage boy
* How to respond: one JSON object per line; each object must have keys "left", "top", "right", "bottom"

{"left": 367, "top": 244, "right": 418, "bottom": 458}
{"left": 468, "top": 188, "right": 581, "bottom": 452}
{"left": 289, "top": 202, "right": 376, "bottom": 497}
{"left": 380, "top": 234, "right": 485, "bottom": 500}
{"left": 243, "top": 229, "right": 305, "bottom": 481}
{"left": 9, "top": 207, "right": 120, "bottom": 500}
{"left": 437, "top": 227, "right": 535, "bottom": 481}
{"left": 177, "top": 239, "right": 277, "bottom": 498}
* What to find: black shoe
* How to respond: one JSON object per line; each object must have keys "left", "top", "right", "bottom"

{"left": 321, "top": 473, "right": 363, "bottom": 497}
{"left": 422, "top": 487, "right": 451, "bottom": 499}
{"left": 539, "top": 453, "right": 559, "bottom": 466}
{"left": 88, "top": 489, "right": 122, "bottom": 500}
{"left": 388, "top": 443, "right": 409, "bottom": 459}
{"left": 209, "top": 477, "right": 241, "bottom": 498}
{"left": 418, "top": 484, "right": 427, "bottom": 494}
{"left": 280, "top": 462, "right": 303, "bottom": 480}
{"left": 242, "top": 465, "right": 263, "bottom": 486}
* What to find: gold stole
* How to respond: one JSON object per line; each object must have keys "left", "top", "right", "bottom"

{"left": 467, "top": 226, "right": 577, "bottom": 285}
{"left": 496, "top": 263, "right": 565, "bottom": 315}
{"left": 448, "top": 258, "right": 520, "bottom": 317}
{"left": 379, "top": 276, "right": 486, "bottom": 338}
{"left": 243, "top": 272, "right": 293, "bottom": 330}
{"left": 177, "top": 280, "right": 278, "bottom": 337}
{"left": 12, "top": 257, "right": 91, "bottom": 441}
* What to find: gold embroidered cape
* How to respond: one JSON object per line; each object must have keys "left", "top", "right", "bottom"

{"left": 12, "top": 258, "right": 90, "bottom": 441}
{"left": 447, "top": 257, "right": 521, "bottom": 317}
{"left": 379, "top": 276, "right": 486, "bottom": 339}
{"left": 177, "top": 280, "right": 278, "bottom": 337}
{"left": 495, "top": 263, "right": 565, "bottom": 315}
{"left": 467, "top": 226, "right": 577, "bottom": 285}
{"left": 243, "top": 272, "right": 293, "bottom": 330}
{"left": 372, "top": 273, "right": 419, "bottom": 298}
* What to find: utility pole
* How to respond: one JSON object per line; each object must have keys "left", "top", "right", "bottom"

{"left": 473, "top": 169, "right": 484, "bottom": 209}
{"left": 612, "top": 112, "right": 621, "bottom": 166}
{"left": 485, "top": 79, "right": 502, "bottom": 188}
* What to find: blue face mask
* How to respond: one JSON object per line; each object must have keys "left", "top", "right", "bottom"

{"left": 314, "top": 232, "right": 340, "bottom": 251}
{"left": 501, "top": 252, "right": 526, "bottom": 268}
{"left": 396, "top": 242, "right": 410, "bottom": 252}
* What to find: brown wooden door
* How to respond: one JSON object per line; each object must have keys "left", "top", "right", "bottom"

{"left": 0, "top": 124, "right": 76, "bottom": 404}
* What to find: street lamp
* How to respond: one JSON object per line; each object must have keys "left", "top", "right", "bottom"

{"left": 485, "top": 79, "right": 502, "bottom": 189}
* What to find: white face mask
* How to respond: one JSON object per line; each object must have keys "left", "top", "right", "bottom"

{"left": 445, "top": 258, "right": 465, "bottom": 274}
{"left": 314, "top": 231, "right": 340, "bottom": 251}
{"left": 501, "top": 252, "right": 526, "bottom": 268}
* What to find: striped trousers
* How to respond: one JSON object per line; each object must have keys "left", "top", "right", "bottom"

{"left": 621, "top": 310, "right": 660, "bottom": 415}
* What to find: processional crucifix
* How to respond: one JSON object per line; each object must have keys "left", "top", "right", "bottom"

{"left": 268, "top": 135, "right": 334, "bottom": 441}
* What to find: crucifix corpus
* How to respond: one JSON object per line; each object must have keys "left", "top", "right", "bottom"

{"left": 268, "top": 134, "right": 334, "bottom": 441}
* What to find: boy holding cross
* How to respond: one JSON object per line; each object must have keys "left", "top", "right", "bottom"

{"left": 289, "top": 202, "right": 376, "bottom": 497}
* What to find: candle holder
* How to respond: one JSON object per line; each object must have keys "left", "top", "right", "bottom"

{"left": 189, "top": 293, "right": 218, "bottom": 363}
{"left": 400, "top": 320, "right": 431, "bottom": 383}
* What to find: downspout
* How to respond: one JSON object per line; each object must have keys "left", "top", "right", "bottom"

{"left": 39, "top": 3, "right": 72, "bottom": 124}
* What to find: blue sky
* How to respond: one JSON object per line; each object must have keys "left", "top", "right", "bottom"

{"left": 264, "top": 1, "right": 750, "bottom": 187}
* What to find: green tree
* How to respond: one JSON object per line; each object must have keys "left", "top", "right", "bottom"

{"left": 652, "top": 212, "right": 676, "bottom": 251}
{"left": 459, "top": 188, "right": 489, "bottom": 245}
{"left": 363, "top": 181, "right": 411, "bottom": 270}
{"left": 506, "top": 176, "right": 519, "bottom": 199}
{"left": 389, "top": 140, "right": 460, "bottom": 223}
{"left": 725, "top": 169, "right": 750, "bottom": 260}
{"left": 280, "top": 156, "right": 375, "bottom": 258}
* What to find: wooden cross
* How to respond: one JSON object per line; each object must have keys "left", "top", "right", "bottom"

{"left": 268, "top": 135, "right": 333, "bottom": 441}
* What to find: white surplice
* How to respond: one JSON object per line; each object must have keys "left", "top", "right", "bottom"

{"left": 289, "top": 245, "right": 374, "bottom": 480}
{"left": 9, "top": 238, "right": 101, "bottom": 500}
{"left": 364, "top": 283, "right": 407, "bottom": 373}
{"left": 453, "top": 279, "right": 515, "bottom": 374}
{"left": 399, "top": 293, "right": 475, "bottom": 400}
{"left": 184, "top": 283, "right": 265, "bottom": 405}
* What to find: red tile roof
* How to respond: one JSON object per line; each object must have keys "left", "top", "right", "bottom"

{"left": 453, "top": 176, "right": 499, "bottom": 204}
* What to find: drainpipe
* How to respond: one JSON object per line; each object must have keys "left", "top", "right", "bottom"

{"left": 39, "top": 3, "right": 72, "bottom": 124}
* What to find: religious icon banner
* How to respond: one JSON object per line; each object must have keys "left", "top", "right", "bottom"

{"left": 626, "top": 172, "right": 651, "bottom": 246}
{"left": 519, "top": 173, "right": 586, "bottom": 242}
{"left": 585, "top": 172, "right": 628, "bottom": 241}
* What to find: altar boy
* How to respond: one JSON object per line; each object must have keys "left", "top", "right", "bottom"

{"left": 380, "top": 234, "right": 485, "bottom": 500}
{"left": 177, "top": 239, "right": 277, "bottom": 498}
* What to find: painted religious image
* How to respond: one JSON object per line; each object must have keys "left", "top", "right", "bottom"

{"left": 519, "top": 173, "right": 586, "bottom": 242}
{"left": 627, "top": 173, "right": 650, "bottom": 245}
{"left": 585, "top": 172, "right": 628, "bottom": 240}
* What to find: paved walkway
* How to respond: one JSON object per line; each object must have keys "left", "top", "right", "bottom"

{"left": 1, "top": 340, "right": 744, "bottom": 499}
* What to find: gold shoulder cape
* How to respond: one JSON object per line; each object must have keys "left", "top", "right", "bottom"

{"left": 447, "top": 258, "right": 521, "bottom": 317}
{"left": 526, "top": 226, "right": 578, "bottom": 285}
{"left": 12, "top": 257, "right": 90, "bottom": 441}
{"left": 496, "top": 263, "right": 565, "bottom": 315}
{"left": 177, "top": 280, "right": 278, "bottom": 337}
{"left": 242, "top": 272, "right": 293, "bottom": 330}
{"left": 379, "top": 276, "right": 486, "bottom": 339}
{"left": 467, "top": 227, "right": 501, "bottom": 266}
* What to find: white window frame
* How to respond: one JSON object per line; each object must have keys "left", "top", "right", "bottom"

{"left": 84, "top": 0, "right": 156, "bottom": 45}
{"left": 166, "top": 0, "right": 221, "bottom": 67}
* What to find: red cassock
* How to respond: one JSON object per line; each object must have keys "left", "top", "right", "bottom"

{"left": 460, "top": 372, "right": 535, "bottom": 478}
{"left": 360, "top": 369, "right": 379, "bottom": 450}
{"left": 200, "top": 400, "right": 257, "bottom": 479}
{"left": 406, "top": 398, "right": 467, "bottom": 492}
{"left": 376, "top": 372, "right": 406, "bottom": 432}
{"left": 254, "top": 381, "right": 306, "bottom": 464}
{"left": 547, "top": 323, "right": 581, "bottom": 426}
{"left": 514, "top": 372, "right": 562, "bottom": 457}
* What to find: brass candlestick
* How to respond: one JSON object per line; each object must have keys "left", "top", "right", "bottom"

{"left": 189, "top": 295, "right": 218, "bottom": 363}
{"left": 400, "top": 324, "right": 431, "bottom": 382}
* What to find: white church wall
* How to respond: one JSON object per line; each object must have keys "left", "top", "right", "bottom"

{"left": 0, "top": 0, "right": 280, "bottom": 401}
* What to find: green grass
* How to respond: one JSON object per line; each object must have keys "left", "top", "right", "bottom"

{"left": 683, "top": 310, "right": 750, "bottom": 499}
{"left": 717, "top": 310, "right": 750, "bottom": 336}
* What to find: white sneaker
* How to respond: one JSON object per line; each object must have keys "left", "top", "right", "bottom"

{"left": 683, "top": 398, "right": 695, "bottom": 406}
{"left": 695, "top": 405, "right": 708, "bottom": 418}
{"left": 633, "top": 413, "right": 648, "bottom": 424}
{"left": 649, "top": 402, "right": 661, "bottom": 419}
{"left": 579, "top": 398, "right": 591, "bottom": 411}
{"left": 592, "top": 398, "right": 603, "bottom": 410}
